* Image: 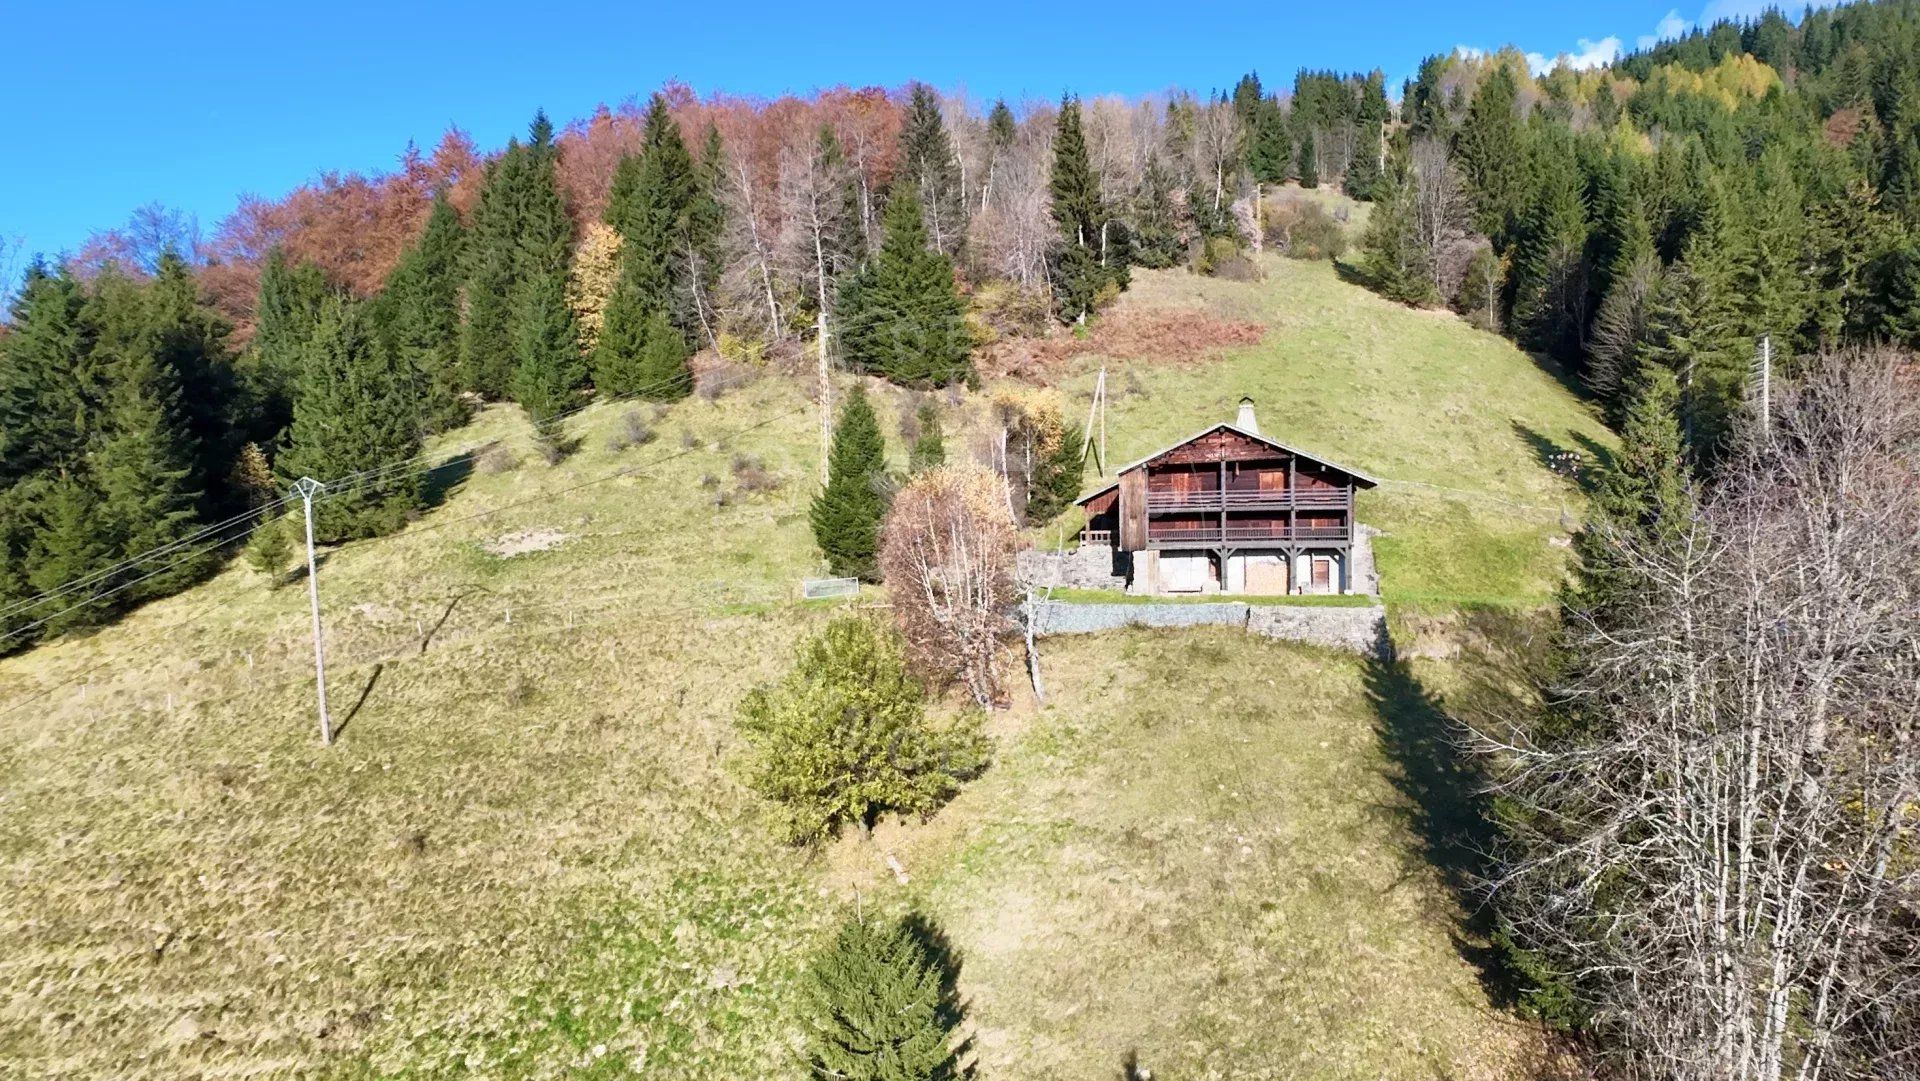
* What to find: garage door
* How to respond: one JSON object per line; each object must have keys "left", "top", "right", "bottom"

{"left": 1160, "top": 552, "right": 1211, "bottom": 593}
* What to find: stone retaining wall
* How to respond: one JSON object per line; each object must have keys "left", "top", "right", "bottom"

{"left": 1017, "top": 545, "right": 1127, "bottom": 591}
{"left": 1031, "top": 600, "right": 1387, "bottom": 655}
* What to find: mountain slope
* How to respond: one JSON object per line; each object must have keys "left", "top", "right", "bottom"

{"left": 0, "top": 255, "right": 1602, "bottom": 1079}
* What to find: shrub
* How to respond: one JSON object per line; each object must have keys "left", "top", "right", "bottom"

{"left": 1264, "top": 199, "right": 1347, "bottom": 261}
{"left": 1193, "top": 235, "right": 1260, "bottom": 281}
{"left": 607, "top": 409, "right": 654, "bottom": 452}
{"left": 734, "top": 617, "right": 987, "bottom": 844}
{"left": 801, "top": 910, "right": 969, "bottom": 1081}
{"left": 969, "top": 280, "right": 1051, "bottom": 340}
{"left": 731, "top": 453, "right": 782, "bottom": 494}
{"left": 476, "top": 445, "right": 518, "bottom": 475}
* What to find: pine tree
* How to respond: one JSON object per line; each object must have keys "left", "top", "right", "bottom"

{"left": 246, "top": 248, "right": 328, "bottom": 442}
{"left": 908, "top": 401, "right": 945, "bottom": 473}
{"left": 461, "top": 142, "right": 527, "bottom": 398}
{"left": 1129, "top": 154, "right": 1182, "bottom": 269}
{"left": 1360, "top": 135, "right": 1434, "bottom": 304}
{"left": 1050, "top": 95, "right": 1126, "bottom": 324}
{"left": 837, "top": 182, "right": 973, "bottom": 387}
{"left": 800, "top": 911, "right": 967, "bottom": 1081}
{"left": 276, "top": 298, "right": 423, "bottom": 542}
{"left": 897, "top": 84, "right": 968, "bottom": 261}
{"left": 1297, "top": 135, "right": 1320, "bottom": 188}
{"left": 381, "top": 191, "right": 469, "bottom": 433}
{"left": 511, "top": 112, "right": 584, "bottom": 429}
{"left": 810, "top": 385, "right": 889, "bottom": 580}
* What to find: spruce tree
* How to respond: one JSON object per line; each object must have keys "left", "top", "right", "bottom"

{"left": 381, "top": 191, "right": 469, "bottom": 433}
{"left": 1573, "top": 361, "right": 1693, "bottom": 611}
{"left": 1026, "top": 424, "right": 1085, "bottom": 524}
{"left": 93, "top": 336, "right": 210, "bottom": 599}
{"left": 1510, "top": 131, "right": 1591, "bottom": 363}
{"left": 1049, "top": 95, "right": 1127, "bottom": 324}
{"left": 24, "top": 474, "right": 114, "bottom": 636}
{"left": 594, "top": 270, "right": 691, "bottom": 400}
{"left": 1360, "top": 135, "right": 1433, "bottom": 304}
{"left": 896, "top": 84, "right": 968, "bottom": 261}
{"left": 1297, "top": 136, "right": 1320, "bottom": 189}
{"left": 607, "top": 95, "right": 701, "bottom": 343}
{"left": 144, "top": 253, "right": 236, "bottom": 516}
{"left": 1129, "top": 154, "right": 1182, "bottom": 269}
{"left": 800, "top": 911, "right": 967, "bottom": 1081}
{"left": 248, "top": 248, "right": 329, "bottom": 440}
{"left": 1459, "top": 65, "right": 1525, "bottom": 246}
{"left": 276, "top": 298, "right": 423, "bottom": 542}
{"left": 1345, "top": 121, "right": 1385, "bottom": 199}
{"left": 461, "top": 142, "right": 527, "bottom": 398}
{"left": 837, "top": 182, "right": 972, "bottom": 388}
{"left": 0, "top": 263, "right": 95, "bottom": 483}
{"left": 810, "top": 385, "right": 889, "bottom": 580}
{"left": 511, "top": 112, "right": 584, "bottom": 428}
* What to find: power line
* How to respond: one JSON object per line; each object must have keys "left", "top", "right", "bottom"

{"left": 0, "top": 367, "right": 760, "bottom": 624}
{"left": 0, "top": 399, "right": 814, "bottom": 716}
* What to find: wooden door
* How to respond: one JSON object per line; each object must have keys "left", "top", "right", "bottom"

{"left": 1245, "top": 558, "right": 1289, "bottom": 594}
{"left": 1312, "top": 558, "right": 1332, "bottom": 592}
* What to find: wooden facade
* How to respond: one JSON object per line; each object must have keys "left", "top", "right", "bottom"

{"left": 1075, "top": 406, "right": 1377, "bottom": 596}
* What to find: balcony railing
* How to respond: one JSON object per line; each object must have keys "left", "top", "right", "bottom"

{"left": 1144, "top": 489, "right": 1349, "bottom": 512}
{"left": 1147, "top": 523, "right": 1350, "bottom": 545}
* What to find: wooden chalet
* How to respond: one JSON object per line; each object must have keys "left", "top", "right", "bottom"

{"left": 1075, "top": 399, "right": 1378, "bottom": 595}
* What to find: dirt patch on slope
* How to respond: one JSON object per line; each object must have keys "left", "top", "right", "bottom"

{"left": 981, "top": 307, "right": 1265, "bottom": 378}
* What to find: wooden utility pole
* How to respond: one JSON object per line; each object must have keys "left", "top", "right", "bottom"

{"left": 293, "top": 477, "right": 332, "bottom": 746}
{"left": 1079, "top": 366, "right": 1108, "bottom": 476}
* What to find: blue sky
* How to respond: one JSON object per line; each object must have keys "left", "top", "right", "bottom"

{"left": 6, "top": 0, "right": 1776, "bottom": 264}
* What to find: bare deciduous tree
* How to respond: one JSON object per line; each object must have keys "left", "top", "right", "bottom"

{"left": 879, "top": 467, "right": 1018, "bottom": 709}
{"left": 1477, "top": 350, "right": 1920, "bottom": 1081}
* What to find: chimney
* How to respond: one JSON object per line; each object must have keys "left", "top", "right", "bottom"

{"left": 1236, "top": 396, "right": 1259, "bottom": 435}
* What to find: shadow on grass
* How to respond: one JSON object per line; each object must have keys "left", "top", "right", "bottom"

{"left": 422, "top": 452, "right": 476, "bottom": 511}
{"left": 1363, "top": 627, "right": 1529, "bottom": 1012}
{"left": 333, "top": 661, "right": 385, "bottom": 740}
{"left": 1511, "top": 420, "right": 1599, "bottom": 496}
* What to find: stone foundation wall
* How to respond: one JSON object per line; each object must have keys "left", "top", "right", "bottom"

{"left": 1017, "top": 545, "right": 1126, "bottom": 591}
{"left": 1031, "top": 600, "right": 1387, "bottom": 656}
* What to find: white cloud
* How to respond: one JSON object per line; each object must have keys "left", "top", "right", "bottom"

{"left": 1638, "top": 9, "right": 1692, "bottom": 50}
{"left": 1523, "top": 36, "right": 1623, "bottom": 76}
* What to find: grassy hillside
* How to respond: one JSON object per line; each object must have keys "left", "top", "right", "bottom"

{"left": 0, "top": 253, "right": 1603, "bottom": 1079}
{"left": 1060, "top": 255, "right": 1610, "bottom": 608}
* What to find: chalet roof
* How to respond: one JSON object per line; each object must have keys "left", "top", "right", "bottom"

{"left": 1073, "top": 422, "right": 1380, "bottom": 506}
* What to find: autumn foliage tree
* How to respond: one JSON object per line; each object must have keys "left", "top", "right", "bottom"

{"left": 879, "top": 467, "right": 1017, "bottom": 709}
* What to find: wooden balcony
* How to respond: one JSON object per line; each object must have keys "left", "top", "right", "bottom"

{"left": 1146, "top": 522, "right": 1350, "bottom": 547}
{"left": 1144, "top": 489, "right": 1350, "bottom": 513}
